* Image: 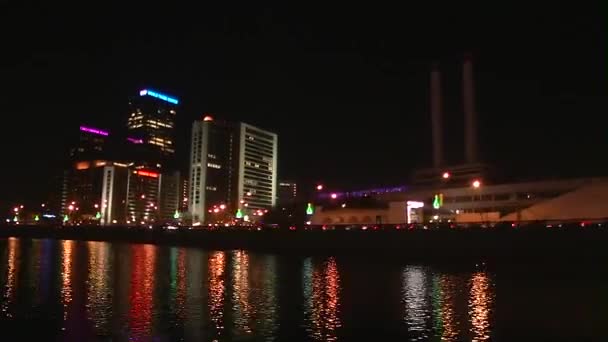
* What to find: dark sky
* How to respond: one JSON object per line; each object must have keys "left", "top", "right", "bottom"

{"left": 0, "top": 2, "right": 605, "bottom": 207}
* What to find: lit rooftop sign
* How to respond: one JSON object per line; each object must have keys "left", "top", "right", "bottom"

{"left": 139, "top": 89, "right": 179, "bottom": 105}
{"left": 135, "top": 170, "right": 159, "bottom": 178}
{"left": 80, "top": 126, "right": 109, "bottom": 136}
{"left": 127, "top": 137, "right": 144, "bottom": 144}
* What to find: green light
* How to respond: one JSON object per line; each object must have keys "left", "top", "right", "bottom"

{"left": 173, "top": 210, "right": 180, "bottom": 219}
{"left": 63, "top": 215, "right": 69, "bottom": 222}
{"left": 95, "top": 211, "right": 101, "bottom": 219}
{"left": 306, "top": 203, "right": 314, "bottom": 215}
{"left": 236, "top": 208, "right": 243, "bottom": 219}
{"left": 433, "top": 194, "right": 441, "bottom": 209}
{"left": 13, "top": 216, "right": 18, "bottom": 222}
{"left": 34, "top": 215, "right": 39, "bottom": 222}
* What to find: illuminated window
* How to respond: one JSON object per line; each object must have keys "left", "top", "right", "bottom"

{"left": 207, "top": 163, "right": 221, "bottom": 169}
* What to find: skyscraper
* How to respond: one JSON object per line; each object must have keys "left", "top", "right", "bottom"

{"left": 62, "top": 160, "right": 130, "bottom": 225}
{"left": 126, "top": 168, "right": 162, "bottom": 224}
{"left": 159, "top": 170, "right": 187, "bottom": 221}
{"left": 277, "top": 181, "right": 297, "bottom": 205}
{"left": 69, "top": 125, "right": 110, "bottom": 161}
{"left": 188, "top": 115, "right": 278, "bottom": 224}
{"left": 127, "top": 89, "right": 179, "bottom": 167}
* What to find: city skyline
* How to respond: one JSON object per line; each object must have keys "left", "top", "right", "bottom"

{"left": 0, "top": 3, "right": 605, "bottom": 207}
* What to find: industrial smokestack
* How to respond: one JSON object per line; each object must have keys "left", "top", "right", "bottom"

{"left": 463, "top": 53, "right": 478, "bottom": 164}
{"left": 430, "top": 63, "right": 443, "bottom": 168}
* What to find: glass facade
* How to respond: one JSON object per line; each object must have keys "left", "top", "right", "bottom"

{"left": 188, "top": 119, "right": 277, "bottom": 224}
{"left": 127, "top": 89, "right": 178, "bottom": 167}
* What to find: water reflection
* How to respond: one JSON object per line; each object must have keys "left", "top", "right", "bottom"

{"left": 208, "top": 250, "right": 226, "bottom": 339}
{"left": 401, "top": 267, "right": 495, "bottom": 341}
{"left": 402, "top": 266, "right": 431, "bottom": 340}
{"left": 469, "top": 272, "right": 494, "bottom": 341}
{"left": 86, "top": 241, "right": 112, "bottom": 334}
{"left": 304, "top": 257, "right": 341, "bottom": 341}
{"left": 129, "top": 244, "right": 156, "bottom": 338}
{"left": 250, "top": 254, "right": 279, "bottom": 338}
{"left": 39, "top": 239, "right": 54, "bottom": 304}
{"left": 232, "top": 250, "right": 252, "bottom": 335}
{"left": 0, "top": 238, "right": 538, "bottom": 341}
{"left": 184, "top": 248, "right": 204, "bottom": 341}
{"left": 2, "top": 238, "right": 20, "bottom": 316}
{"left": 175, "top": 247, "right": 187, "bottom": 322}
{"left": 61, "top": 240, "right": 74, "bottom": 323}
{"left": 436, "top": 274, "right": 463, "bottom": 341}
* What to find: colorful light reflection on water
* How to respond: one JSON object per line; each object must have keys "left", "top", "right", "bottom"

{"left": 0, "top": 238, "right": 605, "bottom": 340}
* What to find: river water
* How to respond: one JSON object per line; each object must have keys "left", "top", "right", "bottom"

{"left": 0, "top": 238, "right": 605, "bottom": 341}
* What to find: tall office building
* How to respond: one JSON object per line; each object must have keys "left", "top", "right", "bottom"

{"left": 69, "top": 125, "right": 110, "bottom": 161}
{"left": 188, "top": 116, "right": 278, "bottom": 224}
{"left": 159, "top": 170, "right": 187, "bottom": 221}
{"left": 62, "top": 160, "right": 130, "bottom": 225}
{"left": 63, "top": 125, "right": 114, "bottom": 217}
{"left": 277, "top": 181, "right": 297, "bottom": 205}
{"left": 126, "top": 168, "right": 162, "bottom": 224}
{"left": 127, "top": 89, "right": 179, "bottom": 167}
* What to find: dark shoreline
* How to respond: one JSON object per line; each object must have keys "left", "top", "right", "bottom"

{"left": 1, "top": 224, "right": 608, "bottom": 263}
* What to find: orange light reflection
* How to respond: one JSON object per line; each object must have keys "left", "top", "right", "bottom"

{"left": 2, "top": 238, "right": 20, "bottom": 316}
{"left": 232, "top": 250, "right": 252, "bottom": 334}
{"left": 468, "top": 272, "right": 494, "bottom": 341}
{"left": 208, "top": 251, "right": 226, "bottom": 338}
{"left": 61, "top": 240, "right": 75, "bottom": 322}
{"left": 308, "top": 257, "right": 341, "bottom": 341}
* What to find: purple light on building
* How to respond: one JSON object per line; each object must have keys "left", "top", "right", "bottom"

{"left": 317, "top": 186, "right": 408, "bottom": 199}
{"left": 127, "top": 137, "right": 144, "bottom": 144}
{"left": 80, "top": 126, "right": 109, "bottom": 136}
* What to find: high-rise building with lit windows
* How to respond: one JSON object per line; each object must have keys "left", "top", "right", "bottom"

{"left": 278, "top": 181, "right": 297, "bottom": 205}
{"left": 188, "top": 115, "right": 278, "bottom": 224}
{"left": 69, "top": 125, "right": 110, "bottom": 161}
{"left": 62, "top": 160, "right": 130, "bottom": 225}
{"left": 238, "top": 122, "right": 278, "bottom": 210}
{"left": 127, "top": 88, "right": 179, "bottom": 167}
{"left": 126, "top": 168, "right": 162, "bottom": 224}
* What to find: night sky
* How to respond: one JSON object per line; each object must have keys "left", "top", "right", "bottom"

{"left": 0, "top": 3, "right": 605, "bottom": 208}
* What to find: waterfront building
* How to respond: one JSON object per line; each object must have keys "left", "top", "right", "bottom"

{"left": 127, "top": 88, "right": 178, "bottom": 167}
{"left": 188, "top": 115, "right": 278, "bottom": 224}
{"left": 69, "top": 125, "right": 110, "bottom": 161}
{"left": 316, "top": 177, "right": 608, "bottom": 224}
{"left": 62, "top": 160, "right": 130, "bottom": 225}
{"left": 126, "top": 168, "right": 162, "bottom": 224}
{"left": 159, "top": 170, "right": 187, "bottom": 221}
{"left": 277, "top": 181, "right": 297, "bottom": 205}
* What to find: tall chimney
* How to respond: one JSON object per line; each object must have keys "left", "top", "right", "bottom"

{"left": 463, "top": 53, "right": 478, "bottom": 164}
{"left": 430, "top": 63, "right": 443, "bottom": 168}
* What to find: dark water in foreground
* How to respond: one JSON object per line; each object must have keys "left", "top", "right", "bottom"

{"left": 0, "top": 238, "right": 606, "bottom": 341}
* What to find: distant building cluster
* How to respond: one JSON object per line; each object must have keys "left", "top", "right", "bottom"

{"left": 14, "top": 55, "right": 603, "bottom": 227}
{"left": 61, "top": 89, "right": 284, "bottom": 226}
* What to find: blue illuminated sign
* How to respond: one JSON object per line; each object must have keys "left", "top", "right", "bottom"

{"left": 139, "top": 89, "right": 179, "bottom": 105}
